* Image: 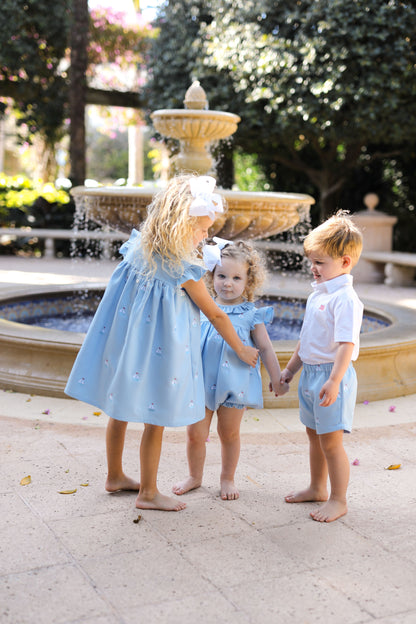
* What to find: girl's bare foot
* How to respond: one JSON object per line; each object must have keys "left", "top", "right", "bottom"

{"left": 105, "top": 474, "right": 140, "bottom": 493}
{"left": 310, "top": 499, "right": 347, "bottom": 522}
{"left": 172, "top": 476, "right": 202, "bottom": 495}
{"left": 136, "top": 491, "right": 186, "bottom": 511}
{"left": 221, "top": 479, "right": 239, "bottom": 500}
{"left": 285, "top": 486, "right": 328, "bottom": 503}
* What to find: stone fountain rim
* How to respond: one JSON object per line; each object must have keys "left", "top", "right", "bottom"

{"left": 1, "top": 284, "right": 415, "bottom": 403}
{"left": 71, "top": 185, "right": 315, "bottom": 206}
{"left": 0, "top": 284, "right": 412, "bottom": 350}
{"left": 151, "top": 109, "right": 241, "bottom": 122}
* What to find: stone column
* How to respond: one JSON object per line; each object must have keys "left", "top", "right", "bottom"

{"left": 351, "top": 193, "right": 397, "bottom": 282}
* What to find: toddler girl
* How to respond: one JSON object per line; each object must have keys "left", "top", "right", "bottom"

{"left": 65, "top": 175, "right": 258, "bottom": 512}
{"left": 173, "top": 239, "right": 288, "bottom": 500}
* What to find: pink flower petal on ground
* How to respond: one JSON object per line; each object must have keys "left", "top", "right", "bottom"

{"left": 82, "top": 416, "right": 88, "bottom": 420}
{"left": 389, "top": 405, "right": 396, "bottom": 412}
{"left": 363, "top": 400, "right": 369, "bottom": 405}
{"left": 352, "top": 458, "right": 360, "bottom": 466}
{"left": 42, "top": 409, "right": 50, "bottom": 415}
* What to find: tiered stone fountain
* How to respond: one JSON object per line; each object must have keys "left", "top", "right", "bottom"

{"left": 71, "top": 82, "right": 314, "bottom": 240}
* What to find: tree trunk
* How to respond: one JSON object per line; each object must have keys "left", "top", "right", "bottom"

{"left": 214, "top": 140, "right": 235, "bottom": 189}
{"left": 69, "top": 0, "right": 89, "bottom": 188}
{"left": 319, "top": 188, "right": 342, "bottom": 222}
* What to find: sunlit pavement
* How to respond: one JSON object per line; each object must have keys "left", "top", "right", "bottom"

{"left": 1, "top": 255, "right": 416, "bottom": 624}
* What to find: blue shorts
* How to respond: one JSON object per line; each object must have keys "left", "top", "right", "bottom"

{"left": 298, "top": 362, "right": 357, "bottom": 434}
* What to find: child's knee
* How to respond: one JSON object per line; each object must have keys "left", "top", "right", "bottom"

{"left": 217, "top": 427, "right": 240, "bottom": 445}
{"left": 319, "top": 430, "right": 344, "bottom": 454}
{"left": 187, "top": 425, "right": 208, "bottom": 445}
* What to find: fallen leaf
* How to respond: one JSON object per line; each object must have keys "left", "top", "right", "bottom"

{"left": 80, "top": 482, "right": 89, "bottom": 487}
{"left": 58, "top": 488, "right": 77, "bottom": 494}
{"left": 385, "top": 464, "right": 401, "bottom": 470}
{"left": 42, "top": 409, "right": 50, "bottom": 415}
{"left": 20, "top": 475, "right": 31, "bottom": 486}
{"left": 93, "top": 411, "right": 101, "bottom": 416}
{"left": 245, "top": 475, "right": 261, "bottom": 487}
{"left": 26, "top": 398, "right": 31, "bottom": 402}
{"left": 133, "top": 514, "right": 142, "bottom": 524}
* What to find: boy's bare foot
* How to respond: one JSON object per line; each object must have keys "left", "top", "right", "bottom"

{"left": 221, "top": 479, "right": 239, "bottom": 500}
{"left": 172, "top": 476, "right": 202, "bottom": 495}
{"left": 285, "top": 486, "right": 328, "bottom": 503}
{"left": 105, "top": 474, "right": 140, "bottom": 493}
{"left": 135, "top": 491, "right": 186, "bottom": 511}
{"left": 310, "top": 499, "right": 347, "bottom": 523}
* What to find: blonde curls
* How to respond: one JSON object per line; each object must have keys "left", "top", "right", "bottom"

{"left": 204, "top": 240, "right": 267, "bottom": 302}
{"left": 140, "top": 174, "right": 215, "bottom": 273}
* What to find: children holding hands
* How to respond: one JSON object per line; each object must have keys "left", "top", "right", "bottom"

{"left": 66, "top": 168, "right": 363, "bottom": 523}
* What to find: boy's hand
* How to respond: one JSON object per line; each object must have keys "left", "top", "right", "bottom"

{"left": 269, "top": 379, "right": 290, "bottom": 396}
{"left": 280, "top": 368, "right": 294, "bottom": 384}
{"left": 319, "top": 379, "right": 340, "bottom": 406}
{"left": 238, "top": 345, "right": 259, "bottom": 367}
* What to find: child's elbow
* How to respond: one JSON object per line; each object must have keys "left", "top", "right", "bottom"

{"left": 206, "top": 309, "right": 227, "bottom": 324}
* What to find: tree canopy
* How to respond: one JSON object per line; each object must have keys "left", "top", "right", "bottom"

{"left": 0, "top": 0, "right": 70, "bottom": 147}
{"left": 148, "top": 0, "right": 416, "bottom": 218}
{"left": 0, "top": 0, "right": 153, "bottom": 181}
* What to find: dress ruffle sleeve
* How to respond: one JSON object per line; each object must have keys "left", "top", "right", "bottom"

{"left": 181, "top": 262, "right": 206, "bottom": 284}
{"left": 119, "top": 228, "right": 140, "bottom": 258}
{"left": 251, "top": 305, "right": 274, "bottom": 329}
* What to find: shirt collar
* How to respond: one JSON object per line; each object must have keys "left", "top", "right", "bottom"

{"left": 312, "top": 273, "right": 353, "bottom": 293}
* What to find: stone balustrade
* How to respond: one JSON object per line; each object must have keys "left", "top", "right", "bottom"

{"left": 0, "top": 227, "right": 128, "bottom": 259}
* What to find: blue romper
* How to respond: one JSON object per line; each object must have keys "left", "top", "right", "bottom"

{"left": 201, "top": 302, "right": 273, "bottom": 411}
{"left": 65, "top": 229, "right": 206, "bottom": 427}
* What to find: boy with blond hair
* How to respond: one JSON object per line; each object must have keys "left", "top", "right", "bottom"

{"left": 281, "top": 211, "right": 364, "bottom": 522}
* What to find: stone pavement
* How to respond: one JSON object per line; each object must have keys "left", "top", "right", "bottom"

{"left": 1, "top": 256, "right": 416, "bottom": 623}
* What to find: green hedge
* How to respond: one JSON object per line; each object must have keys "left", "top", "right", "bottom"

{"left": 0, "top": 174, "right": 74, "bottom": 255}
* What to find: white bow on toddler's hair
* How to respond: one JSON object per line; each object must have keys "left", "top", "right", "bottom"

{"left": 189, "top": 176, "right": 224, "bottom": 221}
{"left": 202, "top": 236, "right": 233, "bottom": 271}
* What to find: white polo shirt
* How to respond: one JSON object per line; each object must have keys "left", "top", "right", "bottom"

{"left": 298, "top": 274, "right": 364, "bottom": 365}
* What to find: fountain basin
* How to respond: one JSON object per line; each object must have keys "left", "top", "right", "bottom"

{"left": 71, "top": 185, "right": 314, "bottom": 240}
{"left": 151, "top": 109, "right": 241, "bottom": 142}
{"left": 1, "top": 286, "right": 415, "bottom": 408}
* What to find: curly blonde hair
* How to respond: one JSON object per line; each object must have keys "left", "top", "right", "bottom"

{"left": 303, "top": 210, "right": 363, "bottom": 266}
{"left": 204, "top": 240, "right": 267, "bottom": 302}
{"left": 140, "top": 174, "right": 221, "bottom": 273}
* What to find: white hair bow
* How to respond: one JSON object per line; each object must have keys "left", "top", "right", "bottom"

{"left": 189, "top": 176, "right": 224, "bottom": 221}
{"left": 202, "top": 236, "right": 233, "bottom": 271}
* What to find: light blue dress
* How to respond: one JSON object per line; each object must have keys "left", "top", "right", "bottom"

{"left": 65, "top": 229, "right": 206, "bottom": 427}
{"left": 201, "top": 302, "right": 273, "bottom": 411}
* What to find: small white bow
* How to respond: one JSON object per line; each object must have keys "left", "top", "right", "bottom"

{"left": 189, "top": 176, "right": 224, "bottom": 221}
{"left": 202, "top": 236, "right": 233, "bottom": 271}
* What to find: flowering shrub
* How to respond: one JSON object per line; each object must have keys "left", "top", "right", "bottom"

{"left": 0, "top": 174, "right": 71, "bottom": 227}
